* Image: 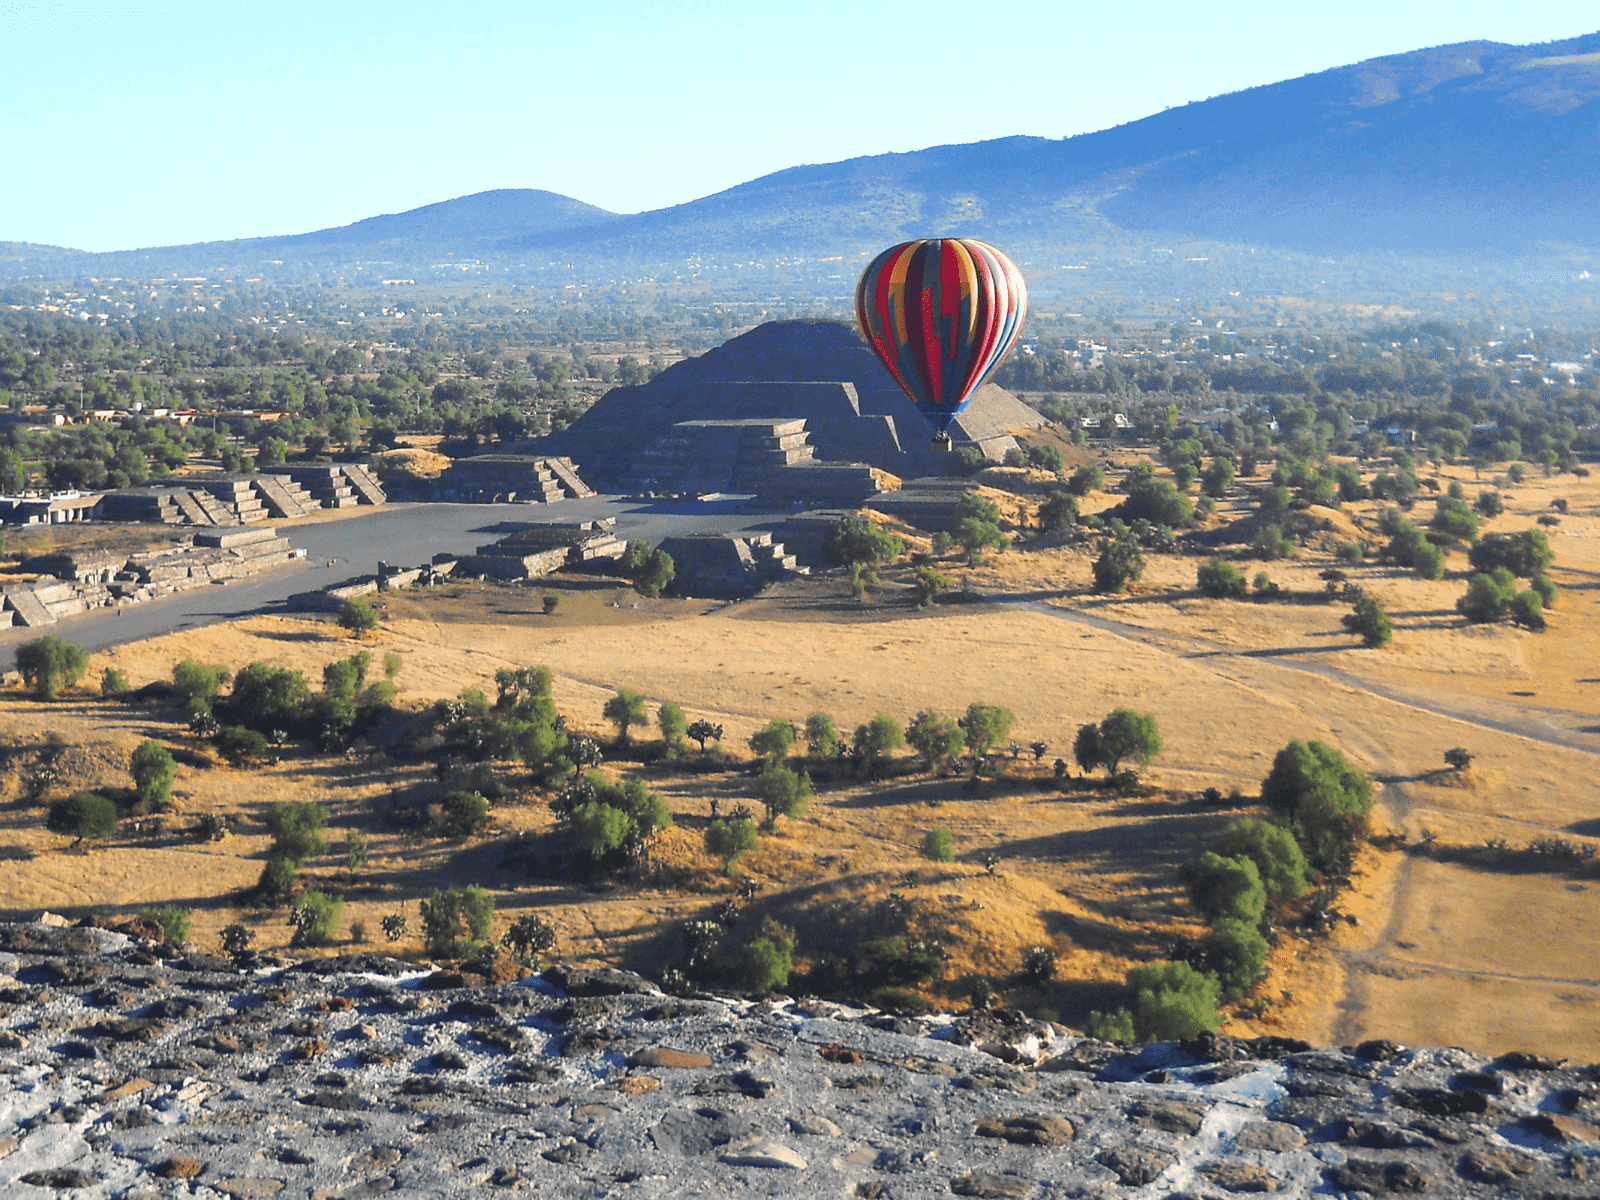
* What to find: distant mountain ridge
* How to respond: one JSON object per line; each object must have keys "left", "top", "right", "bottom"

{"left": 7, "top": 30, "right": 1600, "bottom": 276}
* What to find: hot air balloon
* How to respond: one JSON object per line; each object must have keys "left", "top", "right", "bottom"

{"left": 855, "top": 238, "right": 1028, "bottom": 450}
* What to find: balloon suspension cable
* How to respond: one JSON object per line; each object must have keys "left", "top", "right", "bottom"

{"left": 931, "top": 432, "right": 953, "bottom": 452}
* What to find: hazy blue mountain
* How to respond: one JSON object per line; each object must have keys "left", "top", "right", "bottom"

{"left": 7, "top": 31, "right": 1599, "bottom": 277}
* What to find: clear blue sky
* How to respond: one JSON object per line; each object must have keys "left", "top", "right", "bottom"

{"left": 3, "top": 0, "right": 1596, "bottom": 252}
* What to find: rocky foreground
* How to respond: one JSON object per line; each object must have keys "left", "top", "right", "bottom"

{"left": 0, "top": 922, "right": 1595, "bottom": 1199}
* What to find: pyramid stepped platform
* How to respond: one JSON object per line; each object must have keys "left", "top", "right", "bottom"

{"left": 249, "top": 473, "right": 317, "bottom": 519}
{"left": 653, "top": 532, "right": 808, "bottom": 599}
{"left": 260, "top": 465, "right": 359, "bottom": 508}
{"left": 430, "top": 456, "right": 594, "bottom": 504}
{"left": 94, "top": 489, "right": 188, "bottom": 524}
{"left": 193, "top": 478, "right": 269, "bottom": 523}
{"left": 450, "top": 519, "right": 625, "bottom": 581}
{"left": 338, "top": 462, "right": 388, "bottom": 505}
{"left": 861, "top": 478, "right": 972, "bottom": 532}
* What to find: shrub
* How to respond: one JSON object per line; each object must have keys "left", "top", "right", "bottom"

{"left": 1092, "top": 526, "right": 1145, "bottom": 593}
{"left": 1341, "top": 596, "right": 1393, "bottom": 648}
{"left": 100, "top": 667, "right": 130, "bottom": 698}
{"left": 344, "top": 832, "right": 368, "bottom": 875}
{"left": 1252, "top": 525, "right": 1296, "bottom": 561}
{"left": 870, "top": 986, "right": 932, "bottom": 1015}
{"left": 906, "top": 711, "right": 964, "bottom": 771}
{"left": 1127, "top": 961, "right": 1222, "bottom": 1041}
{"left": 1123, "top": 476, "right": 1193, "bottom": 527}
{"left": 139, "top": 905, "right": 192, "bottom": 947}
{"left": 748, "top": 718, "right": 796, "bottom": 762}
{"left": 657, "top": 701, "right": 688, "bottom": 751}
{"left": 16, "top": 635, "right": 88, "bottom": 699}
{"left": 1476, "top": 491, "right": 1503, "bottom": 518}
{"left": 337, "top": 596, "right": 379, "bottom": 637}
{"left": 631, "top": 549, "right": 675, "bottom": 598}
{"left": 542, "top": 593, "right": 560, "bottom": 615}
{"left": 705, "top": 817, "right": 760, "bottom": 874}
{"left": 46, "top": 792, "right": 118, "bottom": 842}
{"left": 1021, "top": 945, "right": 1057, "bottom": 986}
{"left": 1257, "top": 484, "right": 1292, "bottom": 519}
{"left": 1180, "top": 852, "right": 1266, "bottom": 924}
{"left": 1336, "top": 542, "right": 1365, "bottom": 563}
{"left": 1469, "top": 529, "right": 1553, "bottom": 578}
{"left": 921, "top": 825, "right": 955, "bottom": 862}
{"left": 754, "top": 762, "right": 812, "bottom": 826}
{"left": 172, "top": 660, "right": 230, "bottom": 701}
{"left": 1086, "top": 1007, "right": 1137, "bottom": 1043}
{"left": 1066, "top": 465, "right": 1103, "bottom": 495}
{"left": 1457, "top": 568, "right": 1517, "bottom": 624}
{"left": 439, "top": 790, "right": 491, "bottom": 837}
{"left": 1027, "top": 443, "right": 1065, "bottom": 473}
{"left": 1260, "top": 740, "right": 1374, "bottom": 874}
{"left": 1197, "top": 919, "right": 1269, "bottom": 1000}
{"left": 603, "top": 688, "right": 649, "bottom": 743}
{"left": 1530, "top": 574, "right": 1558, "bottom": 608}
{"left": 129, "top": 740, "right": 177, "bottom": 812}
{"left": 1196, "top": 559, "right": 1248, "bottom": 599}
{"left": 1218, "top": 818, "right": 1310, "bottom": 899}
{"left": 563, "top": 772, "right": 673, "bottom": 865}
{"left": 289, "top": 891, "right": 343, "bottom": 948}
{"left": 913, "top": 566, "right": 952, "bottom": 606}
{"left": 220, "top": 922, "right": 254, "bottom": 964}
{"left": 1072, "top": 723, "right": 1102, "bottom": 775}
{"left": 419, "top": 885, "right": 494, "bottom": 957}
{"left": 214, "top": 725, "right": 269, "bottom": 767}
{"left": 1037, "top": 491, "right": 1078, "bottom": 533}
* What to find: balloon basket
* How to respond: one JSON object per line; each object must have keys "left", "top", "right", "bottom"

{"left": 931, "top": 433, "right": 953, "bottom": 452}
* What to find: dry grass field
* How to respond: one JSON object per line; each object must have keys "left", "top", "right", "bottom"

{"left": 2, "top": 449, "right": 1597, "bottom": 1057}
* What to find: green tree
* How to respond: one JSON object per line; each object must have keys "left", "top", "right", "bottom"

{"left": 1218, "top": 818, "right": 1310, "bottom": 899}
{"left": 1072, "top": 723, "right": 1103, "bottom": 775}
{"left": 705, "top": 817, "right": 760, "bottom": 874}
{"left": 852, "top": 714, "right": 904, "bottom": 777}
{"left": 46, "top": 792, "right": 118, "bottom": 843}
{"left": 748, "top": 718, "right": 796, "bottom": 762}
{"left": 439, "top": 790, "right": 491, "bottom": 837}
{"left": 740, "top": 928, "right": 795, "bottom": 992}
{"left": 138, "top": 904, "right": 192, "bottom": 947}
{"left": 1092, "top": 525, "right": 1144, "bottom": 593}
{"left": 1430, "top": 496, "right": 1479, "bottom": 542}
{"left": 16, "top": 636, "right": 88, "bottom": 699}
{"left": 1201, "top": 456, "right": 1236, "bottom": 498}
{"left": 603, "top": 688, "right": 649, "bottom": 743}
{"left": 337, "top": 596, "right": 379, "bottom": 637}
{"left": 754, "top": 762, "right": 812, "bottom": 827}
{"left": 657, "top": 701, "right": 688, "bottom": 751}
{"left": 1181, "top": 850, "right": 1267, "bottom": 923}
{"left": 632, "top": 548, "right": 674, "bottom": 598}
{"left": 129, "top": 740, "right": 176, "bottom": 812}
{"left": 827, "top": 515, "right": 904, "bottom": 568}
{"left": 1196, "top": 559, "right": 1248, "bottom": 599}
{"left": 172, "top": 660, "right": 230, "bottom": 701}
{"left": 571, "top": 800, "right": 632, "bottom": 858}
{"left": 961, "top": 703, "right": 1014, "bottom": 761}
{"left": 913, "top": 566, "right": 951, "bottom": 607}
{"left": 1037, "top": 491, "right": 1078, "bottom": 533}
{"left": 905, "top": 711, "right": 965, "bottom": 772}
{"left": 1341, "top": 596, "right": 1393, "bottom": 647}
{"left": 1509, "top": 589, "right": 1546, "bottom": 631}
{"left": 265, "top": 801, "right": 329, "bottom": 864}
{"left": 686, "top": 719, "right": 724, "bottom": 753}
{"left": 1475, "top": 491, "right": 1503, "bottom": 518}
{"left": 956, "top": 516, "right": 1008, "bottom": 565}
{"left": 1066, "top": 465, "right": 1103, "bottom": 496}
{"left": 419, "top": 885, "right": 494, "bottom": 957}
{"left": 1457, "top": 568, "right": 1517, "bottom": 624}
{"left": 1197, "top": 918, "right": 1270, "bottom": 1000}
{"left": 1252, "top": 525, "right": 1296, "bottom": 561}
{"left": 214, "top": 725, "right": 268, "bottom": 767}
{"left": 230, "top": 663, "right": 312, "bottom": 732}
{"left": 921, "top": 825, "right": 955, "bottom": 862}
{"left": 1127, "top": 960, "right": 1222, "bottom": 1041}
{"left": 289, "top": 891, "right": 343, "bottom": 948}
{"left": 1260, "top": 740, "right": 1374, "bottom": 874}
{"left": 1123, "top": 476, "right": 1193, "bottom": 527}
{"left": 1095, "top": 709, "right": 1162, "bottom": 775}
{"left": 804, "top": 712, "right": 840, "bottom": 758}
{"left": 100, "top": 667, "right": 130, "bottom": 698}
{"left": 1469, "top": 529, "right": 1553, "bottom": 578}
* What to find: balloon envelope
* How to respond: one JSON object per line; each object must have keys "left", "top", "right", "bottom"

{"left": 855, "top": 238, "right": 1028, "bottom": 435}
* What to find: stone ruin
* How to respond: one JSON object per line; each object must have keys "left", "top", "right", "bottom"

{"left": 654, "top": 532, "right": 810, "bottom": 599}
{"left": 422, "top": 455, "right": 596, "bottom": 504}
{"left": 541, "top": 320, "right": 1044, "bottom": 503}
{"left": 2, "top": 527, "right": 305, "bottom": 626}
{"left": 94, "top": 464, "right": 386, "bottom": 526}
